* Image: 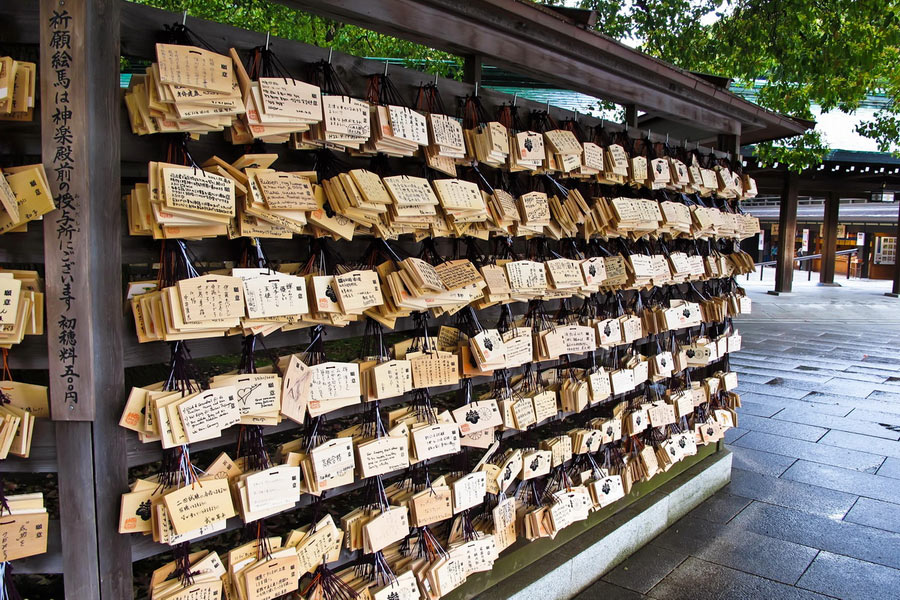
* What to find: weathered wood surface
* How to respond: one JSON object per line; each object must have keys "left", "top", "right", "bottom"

{"left": 774, "top": 171, "right": 799, "bottom": 293}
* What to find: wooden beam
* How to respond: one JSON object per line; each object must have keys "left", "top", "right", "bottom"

{"left": 750, "top": 176, "right": 900, "bottom": 195}
{"left": 819, "top": 191, "right": 840, "bottom": 286}
{"left": 40, "top": 0, "right": 130, "bottom": 596}
{"left": 772, "top": 171, "right": 799, "bottom": 294}
{"left": 541, "top": 5, "right": 598, "bottom": 28}
{"left": 271, "top": 0, "right": 751, "bottom": 134}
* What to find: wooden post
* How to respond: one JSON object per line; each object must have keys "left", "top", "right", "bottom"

{"left": 624, "top": 104, "right": 638, "bottom": 128}
{"left": 463, "top": 54, "right": 482, "bottom": 86}
{"left": 887, "top": 199, "right": 900, "bottom": 297}
{"left": 860, "top": 230, "right": 871, "bottom": 279}
{"left": 717, "top": 133, "right": 740, "bottom": 157}
{"left": 771, "top": 171, "right": 798, "bottom": 294}
{"left": 40, "top": 0, "right": 129, "bottom": 597}
{"left": 819, "top": 191, "right": 841, "bottom": 286}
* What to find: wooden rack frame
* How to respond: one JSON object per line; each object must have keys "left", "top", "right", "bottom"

{"left": 0, "top": 2, "right": 751, "bottom": 597}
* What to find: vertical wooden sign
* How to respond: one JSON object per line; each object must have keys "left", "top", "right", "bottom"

{"left": 41, "top": 0, "right": 94, "bottom": 420}
{"left": 40, "top": 0, "right": 128, "bottom": 597}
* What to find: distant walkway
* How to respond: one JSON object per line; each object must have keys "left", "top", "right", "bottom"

{"left": 577, "top": 278, "right": 900, "bottom": 600}
{"left": 740, "top": 268, "right": 898, "bottom": 323}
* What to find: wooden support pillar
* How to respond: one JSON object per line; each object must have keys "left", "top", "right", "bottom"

{"left": 887, "top": 199, "right": 900, "bottom": 297}
{"left": 463, "top": 54, "right": 482, "bottom": 85}
{"left": 771, "top": 171, "right": 799, "bottom": 294}
{"left": 860, "top": 230, "right": 871, "bottom": 279}
{"left": 819, "top": 191, "right": 841, "bottom": 286}
{"left": 624, "top": 104, "right": 638, "bottom": 128}
{"left": 40, "top": 0, "right": 129, "bottom": 597}
{"left": 717, "top": 133, "right": 740, "bottom": 157}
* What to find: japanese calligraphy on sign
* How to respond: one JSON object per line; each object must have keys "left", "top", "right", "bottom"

{"left": 42, "top": 5, "right": 89, "bottom": 419}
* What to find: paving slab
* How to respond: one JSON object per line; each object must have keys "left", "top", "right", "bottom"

{"left": 728, "top": 371, "right": 775, "bottom": 384}
{"left": 732, "top": 430, "right": 884, "bottom": 473}
{"left": 688, "top": 492, "right": 752, "bottom": 524}
{"left": 796, "top": 551, "right": 900, "bottom": 600}
{"left": 735, "top": 413, "right": 827, "bottom": 442}
{"left": 723, "top": 427, "right": 748, "bottom": 444}
{"left": 741, "top": 341, "right": 795, "bottom": 352}
{"left": 737, "top": 365, "right": 840, "bottom": 383}
{"left": 778, "top": 346, "right": 840, "bottom": 357}
{"left": 738, "top": 351, "right": 857, "bottom": 371}
{"left": 796, "top": 378, "right": 882, "bottom": 398}
{"left": 818, "top": 429, "right": 900, "bottom": 459}
{"left": 844, "top": 497, "right": 900, "bottom": 534}
{"left": 738, "top": 392, "right": 853, "bottom": 417}
{"left": 773, "top": 408, "right": 900, "bottom": 441}
{"left": 846, "top": 365, "right": 900, "bottom": 377}
{"left": 789, "top": 365, "right": 889, "bottom": 383}
{"left": 602, "top": 542, "right": 688, "bottom": 593}
{"left": 646, "top": 556, "right": 832, "bottom": 600}
{"left": 729, "top": 382, "right": 811, "bottom": 399}
{"left": 736, "top": 400, "right": 785, "bottom": 418}
{"left": 572, "top": 580, "right": 644, "bottom": 600}
{"left": 731, "top": 356, "right": 802, "bottom": 369}
{"left": 876, "top": 457, "right": 900, "bottom": 480}
{"left": 729, "top": 445, "right": 797, "bottom": 477}
{"left": 781, "top": 399, "right": 853, "bottom": 417}
{"left": 731, "top": 501, "right": 900, "bottom": 569}
{"left": 724, "top": 468, "right": 857, "bottom": 519}
{"left": 650, "top": 515, "right": 818, "bottom": 585}
{"left": 861, "top": 356, "right": 900, "bottom": 371}
{"left": 803, "top": 391, "right": 900, "bottom": 416}
{"left": 781, "top": 460, "right": 900, "bottom": 504}
{"left": 869, "top": 389, "right": 900, "bottom": 402}
{"left": 846, "top": 406, "right": 900, "bottom": 424}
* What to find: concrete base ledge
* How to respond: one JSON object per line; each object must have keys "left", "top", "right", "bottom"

{"left": 475, "top": 449, "right": 733, "bottom": 600}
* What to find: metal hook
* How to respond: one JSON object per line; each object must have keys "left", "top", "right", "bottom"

{"left": 665, "top": 133, "right": 669, "bottom": 144}
{"left": 265, "top": 32, "right": 270, "bottom": 51}
{"left": 513, "top": 92, "right": 518, "bottom": 107}
{"left": 181, "top": 10, "right": 187, "bottom": 25}
{"left": 474, "top": 82, "right": 479, "bottom": 96}
{"left": 327, "top": 47, "right": 334, "bottom": 64}
{"left": 546, "top": 100, "right": 551, "bottom": 112}
{"left": 384, "top": 60, "right": 389, "bottom": 76}
{"left": 434, "top": 72, "right": 438, "bottom": 85}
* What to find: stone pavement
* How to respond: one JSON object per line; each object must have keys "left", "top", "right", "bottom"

{"left": 576, "top": 275, "right": 900, "bottom": 600}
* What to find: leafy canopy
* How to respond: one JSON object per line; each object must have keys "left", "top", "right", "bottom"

{"left": 551, "top": 0, "right": 900, "bottom": 168}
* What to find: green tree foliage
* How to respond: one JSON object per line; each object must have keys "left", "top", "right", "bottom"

{"left": 127, "top": 0, "right": 462, "bottom": 77}
{"left": 548, "top": 0, "right": 900, "bottom": 169}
